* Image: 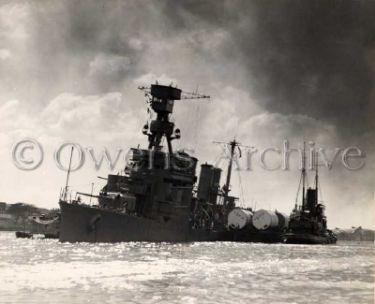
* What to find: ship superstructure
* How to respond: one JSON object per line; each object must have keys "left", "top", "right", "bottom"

{"left": 58, "top": 84, "right": 236, "bottom": 242}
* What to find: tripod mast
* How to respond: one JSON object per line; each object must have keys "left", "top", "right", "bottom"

{"left": 138, "top": 84, "right": 209, "bottom": 155}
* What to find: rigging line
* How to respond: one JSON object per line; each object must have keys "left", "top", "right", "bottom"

{"left": 295, "top": 172, "right": 303, "bottom": 204}
{"left": 214, "top": 145, "right": 225, "bottom": 164}
{"left": 237, "top": 169, "right": 246, "bottom": 208}
{"left": 305, "top": 172, "right": 309, "bottom": 189}
{"left": 213, "top": 144, "right": 227, "bottom": 166}
{"left": 213, "top": 153, "right": 221, "bottom": 166}
{"left": 318, "top": 179, "right": 324, "bottom": 202}
{"left": 192, "top": 103, "right": 201, "bottom": 152}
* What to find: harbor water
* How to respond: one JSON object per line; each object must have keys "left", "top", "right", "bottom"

{"left": 0, "top": 232, "right": 373, "bottom": 304}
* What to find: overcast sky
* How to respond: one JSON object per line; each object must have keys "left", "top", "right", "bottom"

{"left": 0, "top": 0, "right": 374, "bottom": 228}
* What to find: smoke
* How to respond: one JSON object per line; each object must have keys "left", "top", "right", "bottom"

{"left": 162, "top": 0, "right": 374, "bottom": 137}
{"left": 4, "top": 0, "right": 373, "bottom": 133}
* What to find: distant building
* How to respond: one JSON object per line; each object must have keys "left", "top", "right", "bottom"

{"left": 334, "top": 226, "right": 375, "bottom": 242}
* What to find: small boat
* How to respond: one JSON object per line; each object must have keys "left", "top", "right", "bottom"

{"left": 15, "top": 231, "right": 33, "bottom": 238}
{"left": 43, "top": 233, "right": 59, "bottom": 239}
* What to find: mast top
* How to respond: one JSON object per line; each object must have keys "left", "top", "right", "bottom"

{"left": 138, "top": 83, "right": 209, "bottom": 154}
{"left": 213, "top": 139, "right": 253, "bottom": 206}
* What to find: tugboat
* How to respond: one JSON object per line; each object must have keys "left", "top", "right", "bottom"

{"left": 284, "top": 143, "right": 337, "bottom": 245}
{"left": 58, "top": 84, "right": 238, "bottom": 243}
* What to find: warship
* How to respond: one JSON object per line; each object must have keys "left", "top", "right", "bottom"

{"left": 284, "top": 144, "right": 337, "bottom": 244}
{"left": 58, "top": 84, "right": 242, "bottom": 243}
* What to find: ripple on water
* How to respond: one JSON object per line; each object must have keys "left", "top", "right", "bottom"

{"left": 0, "top": 232, "right": 373, "bottom": 304}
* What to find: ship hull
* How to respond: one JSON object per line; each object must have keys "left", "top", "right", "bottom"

{"left": 231, "top": 229, "right": 285, "bottom": 243}
{"left": 59, "top": 201, "right": 230, "bottom": 243}
{"left": 284, "top": 232, "right": 336, "bottom": 245}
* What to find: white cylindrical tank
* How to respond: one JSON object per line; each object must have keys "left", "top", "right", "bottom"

{"left": 275, "top": 211, "right": 289, "bottom": 229}
{"left": 252, "top": 209, "right": 279, "bottom": 230}
{"left": 228, "top": 208, "right": 253, "bottom": 229}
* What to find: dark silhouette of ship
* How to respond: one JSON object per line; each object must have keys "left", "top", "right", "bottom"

{"left": 57, "top": 84, "right": 336, "bottom": 244}
{"left": 59, "top": 84, "right": 243, "bottom": 242}
{"left": 284, "top": 143, "right": 337, "bottom": 244}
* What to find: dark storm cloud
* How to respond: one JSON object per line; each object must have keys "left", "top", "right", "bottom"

{"left": 4, "top": 0, "right": 374, "bottom": 136}
{"left": 161, "top": 0, "right": 374, "bottom": 138}
{"left": 23, "top": 1, "right": 153, "bottom": 98}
